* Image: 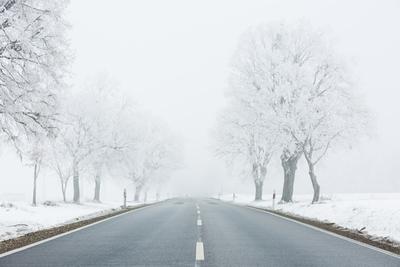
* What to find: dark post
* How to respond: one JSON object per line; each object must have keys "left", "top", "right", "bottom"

{"left": 272, "top": 190, "right": 276, "bottom": 210}
{"left": 123, "top": 188, "right": 127, "bottom": 208}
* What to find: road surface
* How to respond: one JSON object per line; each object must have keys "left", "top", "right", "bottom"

{"left": 0, "top": 198, "right": 399, "bottom": 266}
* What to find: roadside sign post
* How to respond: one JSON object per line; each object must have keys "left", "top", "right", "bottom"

{"left": 123, "top": 188, "right": 127, "bottom": 208}
{"left": 272, "top": 190, "right": 276, "bottom": 210}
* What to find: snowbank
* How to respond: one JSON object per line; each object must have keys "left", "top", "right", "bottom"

{"left": 221, "top": 193, "right": 400, "bottom": 243}
{"left": 0, "top": 200, "right": 146, "bottom": 242}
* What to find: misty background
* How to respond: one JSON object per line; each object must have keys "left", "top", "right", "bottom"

{"left": 1, "top": 0, "right": 399, "bottom": 201}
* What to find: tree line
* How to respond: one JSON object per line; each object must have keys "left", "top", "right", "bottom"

{"left": 215, "top": 22, "right": 368, "bottom": 203}
{"left": 0, "top": 0, "right": 182, "bottom": 205}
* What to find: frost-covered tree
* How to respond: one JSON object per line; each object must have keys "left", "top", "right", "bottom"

{"left": 230, "top": 23, "right": 309, "bottom": 202}
{"left": 64, "top": 117, "right": 93, "bottom": 203}
{"left": 56, "top": 100, "right": 95, "bottom": 203}
{"left": 293, "top": 69, "right": 368, "bottom": 203}
{"left": 229, "top": 22, "right": 368, "bottom": 203}
{"left": 135, "top": 125, "right": 181, "bottom": 201}
{"left": 138, "top": 124, "right": 182, "bottom": 200}
{"left": 54, "top": 74, "right": 126, "bottom": 203}
{"left": 47, "top": 135, "right": 72, "bottom": 202}
{"left": 117, "top": 113, "right": 182, "bottom": 202}
{"left": 82, "top": 75, "right": 127, "bottom": 202}
{"left": 0, "top": 0, "right": 69, "bottom": 145}
{"left": 215, "top": 103, "right": 277, "bottom": 201}
{"left": 0, "top": 0, "right": 69, "bottom": 203}
{"left": 22, "top": 135, "right": 47, "bottom": 205}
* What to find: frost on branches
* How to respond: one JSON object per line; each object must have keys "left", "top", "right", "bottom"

{"left": 215, "top": 22, "right": 368, "bottom": 203}
{"left": 0, "top": 0, "right": 69, "bottom": 205}
{"left": 0, "top": 0, "right": 69, "bottom": 143}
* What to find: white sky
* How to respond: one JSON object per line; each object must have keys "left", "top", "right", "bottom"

{"left": 1, "top": 0, "right": 400, "bottom": 201}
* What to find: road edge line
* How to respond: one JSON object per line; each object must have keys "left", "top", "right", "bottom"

{"left": 243, "top": 205, "right": 400, "bottom": 259}
{"left": 0, "top": 203, "right": 157, "bottom": 258}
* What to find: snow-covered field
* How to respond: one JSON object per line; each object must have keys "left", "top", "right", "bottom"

{"left": 0, "top": 200, "right": 146, "bottom": 242}
{"left": 221, "top": 193, "right": 400, "bottom": 243}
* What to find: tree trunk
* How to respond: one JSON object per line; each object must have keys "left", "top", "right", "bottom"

{"left": 60, "top": 178, "right": 68, "bottom": 202}
{"left": 73, "top": 160, "right": 80, "bottom": 203}
{"left": 254, "top": 181, "right": 263, "bottom": 201}
{"left": 62, "top": 184, "right": 67, "bottom": 202}
{"left": 32, "top": 163, "right": 38, "bottom": 206}
{"left": 134, "top": 185, "right": 142, "bottom": 202}
{"left": 305, "top": 159, "right": 320, "bottom": 203}
{"left": 93, "top": 174, "right": 101, "bottom": 202}
{"left": 252, "top": 163, "right": 266, "bottom": 201}
{"left": 280, "top": 151, "right": 301, "bottom": 202}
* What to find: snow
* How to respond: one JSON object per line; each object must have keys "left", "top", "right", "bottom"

{"left": 221, "top": 193, "right": 400, "bottom": 243}
{"left": 0, "top": 200, "right": 146, "bottom": 242}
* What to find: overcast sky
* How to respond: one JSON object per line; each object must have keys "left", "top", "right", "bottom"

{"left": 1, "top": 0, "right": 400, "bottom": 200}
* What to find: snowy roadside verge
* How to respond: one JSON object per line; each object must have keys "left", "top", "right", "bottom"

{"left": 220, "top": 193, "right": 400, "bottom": 255}
{"left": 0, "top": 201, "right": 157, "bottom": 254}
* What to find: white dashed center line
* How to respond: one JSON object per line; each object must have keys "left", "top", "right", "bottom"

{"left": 195, "top": 202, "right": 205, "bottom": 265}
{"left": 196, "top": 242, "right": 205, "bottom": 261}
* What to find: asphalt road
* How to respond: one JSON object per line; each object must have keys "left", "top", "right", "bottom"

{"left": 0, "top": 198, "right": 399, "bottom": 266}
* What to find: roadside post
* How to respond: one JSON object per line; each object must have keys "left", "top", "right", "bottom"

{"left": 233, "top": 192, "right": 236, "bottom": 202}
{"left": 272, "top": 190, "right": 276, "bottom": 210}
{"left": 123, "top": 188, "right": 127, "bottom": 208}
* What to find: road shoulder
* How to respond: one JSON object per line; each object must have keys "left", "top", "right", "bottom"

{"left": 0, "top": 203, "right": 156, "bottom": 256}
{"left": 223, "top": 200, "right": 400, "bottom": 257}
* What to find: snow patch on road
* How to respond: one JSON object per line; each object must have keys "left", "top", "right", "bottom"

{"left": 221, "top": 193, "right": 400, "bottom": 243}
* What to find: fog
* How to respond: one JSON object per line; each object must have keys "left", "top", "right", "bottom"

{"left": 1, "top": 0, "right": 399, "bottom": 201}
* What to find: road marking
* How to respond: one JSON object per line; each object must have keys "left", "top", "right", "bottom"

{"left": 0, "top": 204, "right": 156, "bottom": 258}
{"left": 195, "top": 202, "right": 204, "bottom": 265}
{"left": 196, "top": 242, "right": 205, "bottom": 261}
{"left": 244, "top": 205, "right": 400, "bottom": 259}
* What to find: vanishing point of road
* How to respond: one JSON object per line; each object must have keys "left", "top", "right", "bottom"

{"left": 0, "top": 198, "right": 399, "bottom": 266}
